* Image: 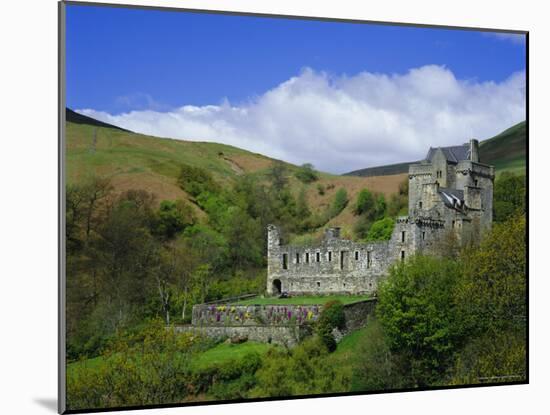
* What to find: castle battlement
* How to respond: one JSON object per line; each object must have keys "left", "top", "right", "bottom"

{"left": 266, "top": 139, "right": 494, "bottom": 296}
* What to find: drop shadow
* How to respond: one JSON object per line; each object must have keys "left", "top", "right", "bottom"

{"left": 34, "top": 398, "right": 57, "bottom": 412}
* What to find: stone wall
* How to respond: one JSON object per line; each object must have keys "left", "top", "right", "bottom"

{"left": 267, "top": 227, "right": 392, "bottom": 296}
{"left": 183, "top": 299, "right": 377, "bottom": 347}
{"left": 192, "top": 303, "right": 322, "bottom": 327}
{"left": 174, "top": 324, "right": 312, "bottom": 348}
{"left": 343, "top": 299, "right": 377, "bottom": 332}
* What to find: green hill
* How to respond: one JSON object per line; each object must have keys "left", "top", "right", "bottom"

{"left": 479, "top": 121, "right": 526, "bottom": 175}
{"left": 65, "top": 109, "right": 407, "bottom": 232}
{"left": 345, "top": 121, "right": 527, "bottom": 177}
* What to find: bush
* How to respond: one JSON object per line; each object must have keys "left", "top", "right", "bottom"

{"left": 354, "top": 189, "right": 375, "bottom": 216}
{"left": 327, "top": 188, "right": 348, "bottom": 219}
{"left": 366, "top": 217, "right": 395, "bottom": 241}
{"left": 250, "top": 337, "right": 350, "bottom": 397}
{"left": 66, "top": 320, "right": 196, "bottom": 410}
{"left": 316, "top": 300, "right": 346, "bottom": 352}
{"left": 317, "top": 183, "right": 326, "bottom": 195}
{"left": 178, "top": 164, "right": 220, "bottom": 197}
{"left": 353, "top": 319, "right": 406, "bottom": 391}
{"left": 493, "top": 172, "right": 525, "bottom": 222}
{"left": 154, "top": 200, "right": 195, "bottom": 239}
{"left": 377, "top": 256, "right": 465, "bottom": 387}
{"left": 295, "top": 163, "right": 319, "bottom": 183}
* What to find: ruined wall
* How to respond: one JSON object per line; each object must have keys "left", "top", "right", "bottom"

{"left": 182, "top": 299, "right": 376, "bottom": 347}
{"left": 192, "top": 304, "right": 322, "bottom": 327}
{"left": 174, "top": 325, "right": 312, "bottom": 347}
{"left": 342, "top": 299, "right": 377, "bottom": 332}
{"left": 267, "top": 228, "right": 393, "bottom": 296}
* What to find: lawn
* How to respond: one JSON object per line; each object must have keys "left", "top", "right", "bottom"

{"left": 191, "top": 341, "right": 275, "bottom": 370}
{"left": 234, "top": 294, "right": 373, "bottom": 306}
{"left": 67, "top": 340, "right": 275, "bottom": 375}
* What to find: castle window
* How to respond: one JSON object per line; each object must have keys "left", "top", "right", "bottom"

{"left": 419, "top": 201, "right": 422, "bottom": 209}
{"left": 328, "top": 251, "right": 332, "bottom": 262}
{"left": 355, "top": 251, "right": 359, "bottom": 261}
{"left": 296, "top": 253, "right": 300, "bottom": 264}
{"left": 305, "top": 252, "right": 310, "bottom": 263}
{"left": 340, "top": 251, "right": 345, "bottom": 270}
{"left": 474, "top": 179, "right": 478, "bottom": 187}
{"left": 452, "top": 220, "right": 456, "bottom": 228}
{"left": 316, "top": 281, "right": 321, "bottom": 288}
{"left": 316, "top": 252, "right": 320, "bottom": 262}
{"left": 422, "top": 231, "right": 426, "bottom": 240}
{"left": 401, "top": 250, "right": 405, "bottom": 261}
{"left": 282, "top": 253, "right": 288, "bottom": 270}
{"left": 401, "top": 231, "right": 406, "bottom": 242}
{"left": 367, "top": 251, "right": 371, "bottom": 268}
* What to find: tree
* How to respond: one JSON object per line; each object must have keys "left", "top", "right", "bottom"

{"left": 250, "top": 337, "right": 350, "bottom": 398}
{"left": 328, "top": 188, "right": 348, "bottom": 219}
{"left": 375, "top": 194, "right": 387, "bottom": 219}
{"left": 316, "top": 300, "right": 346, "bottom": 352}
{"left": 267, "top": 161, "right": 288, "bottom": 192}
{"left": 456, "top": 214, "right": 526, "bottom": 336}
{"left": 178, "top": 163, "right": 220, "bottom": 197}
{"left": 354, "top": 188, "right": 375, "bottom": 216}
{"left": 295, "top": 163, "right": 319, "bottom": 183}
{"left": 493, "top": 172, "right": 526, "bottom": 222}
{"left": 377, "top": 256, "right": 465, "bottom": 386}
{"left": 354, "top": 319, "right": 406, "bottom": 391}
{"left": 154, "top": 200, "right": 195, "bottom": 239}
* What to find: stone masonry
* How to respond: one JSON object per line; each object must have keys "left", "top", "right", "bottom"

{"left": 267, "top": 139, "right": 494, "bottom": 296}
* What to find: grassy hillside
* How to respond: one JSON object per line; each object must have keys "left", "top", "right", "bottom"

{"left": 66, "top": 110, "right": 406, "bottom": 231}
{"left": 479, "top": 121, "right": 526, "bottom": 175}
{"left": 345, "top": 121, "right": 527, "bottom": 177}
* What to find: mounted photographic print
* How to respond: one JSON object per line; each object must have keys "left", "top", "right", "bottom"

{"left": 59, "top": 1, "right": 528, "bottom": 413}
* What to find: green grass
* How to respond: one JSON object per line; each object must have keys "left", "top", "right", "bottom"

{"left": 235, "top": 295, "right": 372, "bottom": 306}
{"left": 191, "top": 341, "right": 274, "bottom": 370}
{"left": 67, "top": 354, "right": 108, "bottom": 375}
{"left": 480, "top": 121, "right": 526, "bottom": 175}
{"left": 67, "top": 341, "right": 275, "bottom": 375}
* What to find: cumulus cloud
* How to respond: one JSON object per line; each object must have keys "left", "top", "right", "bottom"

{"left": 77, "top": 65, "right": 526, "bottom": 174}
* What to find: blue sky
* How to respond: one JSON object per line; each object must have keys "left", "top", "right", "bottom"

{"left": 67, "top": 3, "right": 526, "bottom": 173}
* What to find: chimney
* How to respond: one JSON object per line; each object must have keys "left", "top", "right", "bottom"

{"left": 469, "top": 139, "right": 479, "bottom": 162}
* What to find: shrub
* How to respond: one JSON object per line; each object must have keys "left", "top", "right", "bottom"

{"left": 316, "top": 300, "right": 346, "bottom": 352}
{"left": 366, "top": 217, "right": 395, "bottom": 241}
{"left": 354, "top": 189, "right": 375, "bottom": 216}
{"left": 178, "top": 164, "right": 220, "bottom": 197}
{"left": 317, "top": 183, "right": 326, "bottom": 195}
{"left": 327, "top": 188, "right": 348, "bottom": 219}
{"left": 295, "top": 163, "right": 319, "bottom": 183}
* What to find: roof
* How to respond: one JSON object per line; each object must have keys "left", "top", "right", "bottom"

{"left": 425, "top": 144, "right": 470, "bottom": 164}
{"left": 439, "top": 187, "right": 465, "bottom": 209}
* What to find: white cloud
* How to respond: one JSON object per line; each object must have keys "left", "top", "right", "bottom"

{"left": 77, "top": 65, "right": 526, "bottom": 174}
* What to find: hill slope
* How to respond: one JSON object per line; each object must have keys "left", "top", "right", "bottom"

{"left": 65, "top": 110, "right": 407, "bottom": 230}
{"left": 345, "top": 121, "right": 527, "bottom": 177}
{"left": 478, "top": 121, "right": 526, "bottom": 174}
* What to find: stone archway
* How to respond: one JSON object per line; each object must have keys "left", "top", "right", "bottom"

{"left": 272, "top": 279, "right": 282, "bottom": 295}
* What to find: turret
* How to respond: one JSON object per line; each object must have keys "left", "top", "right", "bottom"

{"left": 267, "top": 224, "right": 280, "bottom": 249}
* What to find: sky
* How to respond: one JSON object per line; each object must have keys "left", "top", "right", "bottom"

{"left": 66, "top": 4, "right": 526, "bottom": 174}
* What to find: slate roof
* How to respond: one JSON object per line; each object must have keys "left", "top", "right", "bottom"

{"left": 439, "top": 187, "right": 465, "bottom": 209}
{"left": 425, "top": 144, "right": 470, "bottom": 164}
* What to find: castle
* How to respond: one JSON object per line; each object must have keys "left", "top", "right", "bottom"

{"left": 266, "top": 139, "right": 494, "bottom": 296}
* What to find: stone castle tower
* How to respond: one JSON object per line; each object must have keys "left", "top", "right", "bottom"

{"left": 266, "top": 139, "right": 494, "bottom": 296}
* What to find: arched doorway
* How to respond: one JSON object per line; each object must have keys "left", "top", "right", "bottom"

{"left": 272, "top": 279, "right": 282, "bottom": 295}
